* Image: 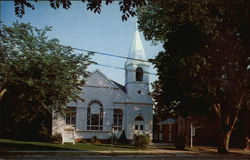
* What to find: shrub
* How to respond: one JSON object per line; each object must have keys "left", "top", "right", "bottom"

{"left": 109, "top": 135, "right": 117, "bottom": 144}
{"left": 90, "top": 136, "right": 98, "bottom": 143}
{"left": 93, "top": 139, "right": 102, "bottom": 144}
{"left": 76, "top": 138, "right": 87, "bottom": 143}
{"left": 101, "top": 138, "right": 111, "bottom": 144}
{"left": 37, "top": 125, "right": 51, "bottom": 141}
{"left": 118, "top": 130, "right": 128, "bottom": 144}
{"left": 134, "top": 134, "right": 149, "bottom": 149}
{"left": 50, "top": 133, "right": 62, "bottom": 143}
{"left": 175, "top": 135, "right": 186, "bottom": 150}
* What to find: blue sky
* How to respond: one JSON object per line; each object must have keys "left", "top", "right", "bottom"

{"left": 1, "top": 1, "right": 163, "bottom": 88}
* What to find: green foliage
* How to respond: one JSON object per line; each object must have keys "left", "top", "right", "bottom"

{"left": 0, "top": 22, "right": 93, "bottom": 139}
{"left": 138, "top": 0, "right": 250, "bottom": 117}
{"left": 50, "top": 133, "right": 62, "bottom": 143}
{"left": 138, "top": 0, "right": 250, "bottom": 43}
{"left": 138, "top": 0, "right": 250, "bottom": 152}
{"left": 12, "top": 0, "right": 146, "bottom": 21}
{"left": 90, "top": 136, "right": 98, "bottom": 143}
{"left": 134, "top": 134, "right": 149, "bottom": 149}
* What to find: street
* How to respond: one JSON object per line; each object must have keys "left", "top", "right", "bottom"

{"left": 1, "top": 153, "right": 250, "bottom": 160}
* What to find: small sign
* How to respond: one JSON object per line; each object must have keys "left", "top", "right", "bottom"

{"left": 191, "top": 128, "right": 195, "bottom": 136}
{"left": 62, "top": 126, "right": 75, "bottom": 144}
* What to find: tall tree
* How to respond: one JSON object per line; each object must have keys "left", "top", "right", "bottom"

{"left": 0, "top": 22, "right": 93, "bottom": 139}
{"left": 138, "top": 0, "right": 250, "bottom": 153}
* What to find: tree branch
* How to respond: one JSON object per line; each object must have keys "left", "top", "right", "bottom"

{"left": 230, "top": 95, "right": 244, "bottom": 131}
{"left": 214, "top": 103, "right": 221, "bottom": 120}
{"left": 0, "top": 88, "right": 7, "bottom": 100}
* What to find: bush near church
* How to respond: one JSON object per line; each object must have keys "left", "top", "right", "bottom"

{"left": 134, "top": 134, "right": 150, "bottom": 149}
{"left": 50, "top": 133, "right": 62, "bottom": 143}
{"left": 118, "top": 130, "right": 129, "bottom": 144}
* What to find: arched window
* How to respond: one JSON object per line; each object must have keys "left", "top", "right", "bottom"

{"left": 135, "top": 114, "right": 144, "bottom": 131}
{"left": 87, "top": 100, "right": 103, "bottom": 130}
{"left": 135, "top": 115, "right": 144, "bottom": 121}
{"left": 136, "top": 67, "right": 143, "bottom": 81}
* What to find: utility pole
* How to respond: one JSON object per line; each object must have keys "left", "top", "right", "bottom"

{"left": 111, "top": 123, "right": 114, "bottom": 156}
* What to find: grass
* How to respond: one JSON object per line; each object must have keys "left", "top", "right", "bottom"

{"left": 1, "top": 139, "right": 248, "bottom": 158}
{"left": 0, "top": 139, "right": 139, "bottom": 152}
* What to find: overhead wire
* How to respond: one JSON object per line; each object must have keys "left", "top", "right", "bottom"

{"left": 49, "top": 42, "right": 158, "bottom": 76}
{"left": 51, "top": 42, "right": 151, "bottom": 63}
{"left": 72, "top": 47, "right": 150, "bottom": 63}
{"left": 95, "top": 63, "right": 157, "bottom": 75}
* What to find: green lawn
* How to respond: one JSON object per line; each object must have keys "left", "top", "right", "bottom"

{"left": 0, "top": 139, "right": 139, "bottom": 152}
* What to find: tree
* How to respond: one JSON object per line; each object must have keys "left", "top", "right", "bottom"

{"left": 0, "top": 22, "right": 93, "bottom": 139}
{"left": 137, "top": 0, "right": 250, "bottom": 153}
{"left": 12, "top": 0, "right": 146, "bottom": 21}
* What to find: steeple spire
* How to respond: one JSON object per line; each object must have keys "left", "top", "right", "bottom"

{"left": 124, "top": 19, "right": 152, "bottom": 105}
{"left": 125, "top": 20, "right": 146, "bottom": 66}
{"left": 135, "top": 19, "right": 138, "bottom": 29}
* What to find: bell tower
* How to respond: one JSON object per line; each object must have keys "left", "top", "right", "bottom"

{"left": 124, "top": 26, "right": 151, "bottom": 103}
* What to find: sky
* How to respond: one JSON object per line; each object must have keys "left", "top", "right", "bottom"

{"left": 0, "top": 1, "right": 163, "bottom": 89}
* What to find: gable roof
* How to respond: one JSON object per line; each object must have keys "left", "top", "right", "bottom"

{"left": 87, "top": 69, "right": 127, "bottom": 95}
{"left": 111, "top": 80, "right": 126, "bottom": 93}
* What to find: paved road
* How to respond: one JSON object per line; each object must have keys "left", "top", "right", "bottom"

{"left": 1, "top": 153, "right": 250, "bottom": 160}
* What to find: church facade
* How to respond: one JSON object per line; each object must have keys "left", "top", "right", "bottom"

{"left": 52, "top": 28, "right": 154, "bottom": 141}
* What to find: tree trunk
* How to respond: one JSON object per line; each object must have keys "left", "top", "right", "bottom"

{"left": 214, "top": 99, "right": 242, "bottom": 153}
{"left": 218, "top": 130, "right": 232, "bottom": 153}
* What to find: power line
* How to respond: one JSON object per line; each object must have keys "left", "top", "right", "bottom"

{"left": 51, "top": 42, "right": 152, "bottom": 63}
{"left": 46, "top": 42, "right": 158, "bottom": 75}
{"left": 95, "top": 63, "right": 157, "bottom": 76}
{"left": 49, "top": 43, "right": 158, "bottom": 75}
{"left": 73, "top": 47, "right": 150, "bottom": 63}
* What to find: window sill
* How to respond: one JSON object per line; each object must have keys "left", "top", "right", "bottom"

{"left": 76, "top": 130, "right": 112, "bottom": 133}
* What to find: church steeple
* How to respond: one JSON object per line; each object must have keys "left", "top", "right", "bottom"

{"left": 124, "top": 22, "right": 151, "bottom": 103}
{"left": 125, "top": 25, "right": 147, "bottom": 66}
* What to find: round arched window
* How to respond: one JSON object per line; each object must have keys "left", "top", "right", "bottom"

{"left": 136, "top": 67, "right": 143, "bottom": 81}
{"left": 87, "top": 100, "right": 103, "bottom": 130}
{"left": 135, "top": 115, "right": 144, "bottom": 121}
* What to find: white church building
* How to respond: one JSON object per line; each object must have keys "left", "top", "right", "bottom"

{"left": 52, "top": 28, "right": 154, "bottom": 141}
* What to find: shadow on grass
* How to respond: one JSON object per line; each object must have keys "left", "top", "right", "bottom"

{"left": 0, "top": 139, "right": 138, "bottom": 153}
{"left": 0, "top": 142, "right": 77, "bottom": 152}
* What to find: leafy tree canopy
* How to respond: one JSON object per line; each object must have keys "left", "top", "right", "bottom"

{"left": 13, "top": 0, "right": 146, "bottom": 21}
{"left": 0, "top": 22, "right": 93, "bottom": 138}
{"left": 137, "top": 0, "right": 250, "bottom": 153}
{"left": 138, "top": 0, "right": 250, "bottom": 43}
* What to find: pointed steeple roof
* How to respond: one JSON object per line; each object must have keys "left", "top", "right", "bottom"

{"left": 125, "top": 24, "right": 147, "bottom": 66}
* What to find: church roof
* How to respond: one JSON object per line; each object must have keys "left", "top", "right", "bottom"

{"left": 88, "top": 70, "right": 127, "bottom": 95}
{"left": 111, "top": 80, "right": 126, "bottom": 93}
{"left": 157, "top": 118, "right": 177, "bottom": 125}
{"left": 125, "top": 27, "right": 147, "bottom": 66}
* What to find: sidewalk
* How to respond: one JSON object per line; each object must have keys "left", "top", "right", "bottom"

{"left": 1, "top": 142, "right": 250, "bottom": 159}
{"left": 151, "top": 143, "right": 250, "bottom": 154}
{"left": 2, "top": 147, "right": 250, "bottom": 160}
